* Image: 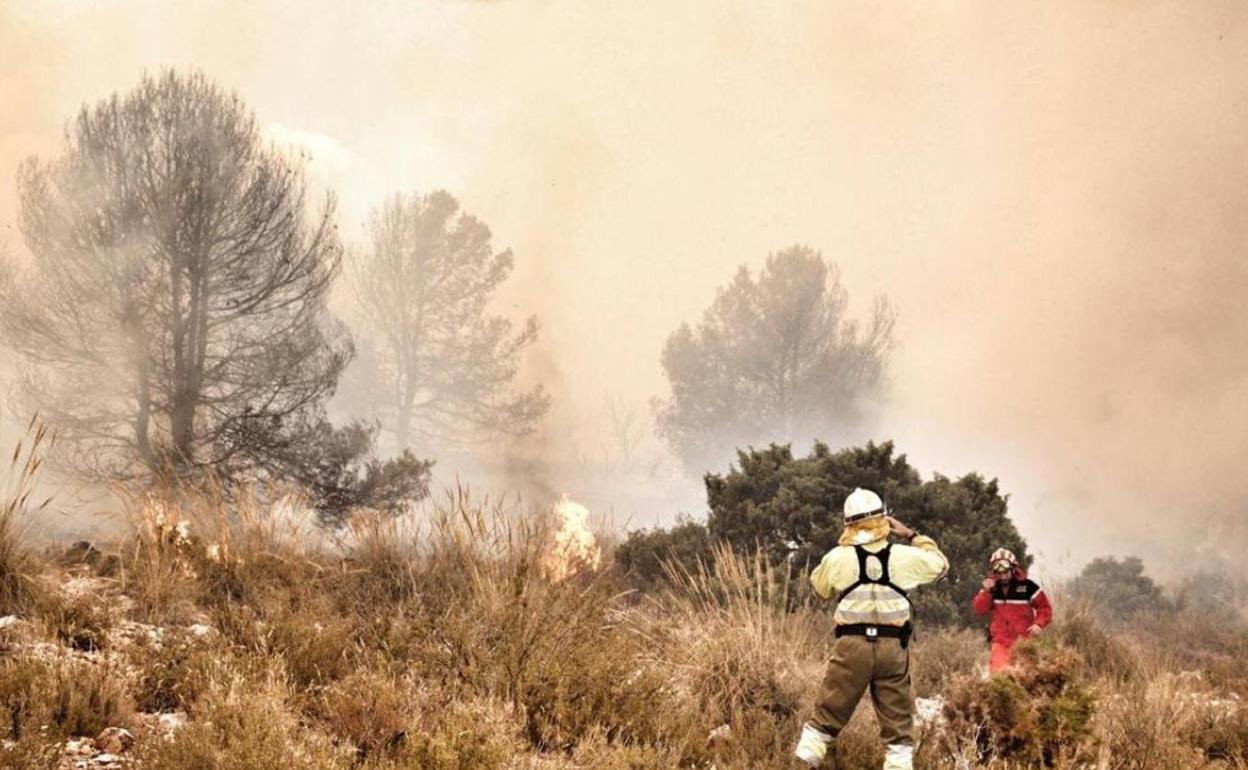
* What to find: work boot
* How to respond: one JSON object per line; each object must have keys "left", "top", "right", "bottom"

{"left": 791, "top": 753, "right": 836, "bottom": 770}
{"left": 882, "top": 743, "right": 913, "bottom": 770}
{"left": 794, "top": 724, "right": 835, "bottom": 768}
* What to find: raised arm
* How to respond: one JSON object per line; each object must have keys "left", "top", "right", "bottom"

{"left": 972, "top": 580, "right": 995, "bottom": 616}
{"left": 884, "top": 516, "right": 950, "bottom": 591}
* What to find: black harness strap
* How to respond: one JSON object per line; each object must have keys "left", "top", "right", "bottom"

{"left": 835, "top": 623, "right": 913, "bottom": 647}
{"left": 836, "top": 543, "right": 910, "bottom": 603}
{"left": 833, "top": 543, "right": 916, "bottom": 647}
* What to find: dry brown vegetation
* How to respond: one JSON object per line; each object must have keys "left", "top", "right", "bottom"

{"left": 0, "top": 478, "right": 1244, "bottom": 770}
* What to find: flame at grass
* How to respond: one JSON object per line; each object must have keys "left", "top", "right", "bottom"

{"left": 545, "top": 494, "right": 601, "bottom": 581}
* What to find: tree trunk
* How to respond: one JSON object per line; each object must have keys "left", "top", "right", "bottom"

{"left": 124, "top": 302, "right": 155, "bottom": 469}
{"left": 396, "top": 379, "right": 415, "bottom": 450}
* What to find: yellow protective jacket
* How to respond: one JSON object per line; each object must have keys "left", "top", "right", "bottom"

{"left": 810, "top": 534, "right": 949, "bottom": 627}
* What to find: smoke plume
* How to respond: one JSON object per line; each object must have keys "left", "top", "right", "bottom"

{"left": 2, "top": 1, "right": 1247, "bottom": 577}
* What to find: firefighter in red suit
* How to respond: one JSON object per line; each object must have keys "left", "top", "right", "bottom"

{"left": 971, "top": 548, "right": 1053, "bottom": 672}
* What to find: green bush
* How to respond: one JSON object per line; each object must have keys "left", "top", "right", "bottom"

{"left": 1175, "top": 569, "right": 1246, "bottom": 620}
{"left": 1068, "top": 556, "right": 1169, "bottom": 621}
{"left": 614, "top": 517, "right": 714, "bottom": 590}
{"left": 644, "top": 440, "right": 1032, "bottom": 627}
{"left": 942, "top": 639, "right": 1097, "bottom": 766}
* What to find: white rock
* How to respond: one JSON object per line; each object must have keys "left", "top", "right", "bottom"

{"left": 0, "top": 615, "right": 19, "bottom": 629}
{"left": 915, "top": 695, "right": 946, "bottom": 728}
{"left": 158, "top": 711, "right": 188, "bottom": 733}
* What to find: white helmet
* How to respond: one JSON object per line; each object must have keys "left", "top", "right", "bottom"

{"left": 843, "top": 487, "right": 886, "bottom": 523}
{"left": 989, "top": 548, "right": 1018, "bottom": 573}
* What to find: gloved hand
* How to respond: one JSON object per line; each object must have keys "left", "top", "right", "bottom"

{"left": 1027, "top": 624, "right": 1043, "bottom": 636}
{"left": 885, "top": 516, "right": 915, "bottom": 540}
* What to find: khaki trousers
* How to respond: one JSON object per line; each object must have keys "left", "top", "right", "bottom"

{"left": 812, "top": 634, "right": 914, "bottom": 747}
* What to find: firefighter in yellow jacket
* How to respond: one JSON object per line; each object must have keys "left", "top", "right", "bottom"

{"left": 794, "top": 488, "right": 949, "bottom": 770}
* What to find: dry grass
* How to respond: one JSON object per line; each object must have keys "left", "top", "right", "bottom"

{"left": 911, "top": 626, "right": 985, "bottom": 698}
{"left": 638, "top": 544, "right": 832, "bottom": 768}
{"left": 132, "top": 669, "right": 345, "bottom": 770}
{"left": 34, "top": 587, "right": 114, "bottom": 652}
{"left": 0, "top": 654, "right": 134, "bottom": 742}
{"left": 0, "top": 418, "right": 53, "bottom": 615}
{"left": 131, "top": 628, "right": 222, "bottom": 712}
{"left": 1, "top": 484, "right": 1245, "bottom": 770}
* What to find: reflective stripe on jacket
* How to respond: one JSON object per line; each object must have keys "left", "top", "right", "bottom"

{"left": 811, "top": 535, "right": 949, "bottom": 627}
{"left": 972, "top": 569, "right": 1053, "bottom": 646}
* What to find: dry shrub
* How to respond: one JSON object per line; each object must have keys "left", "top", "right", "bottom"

{"left": 941, "top": 639, "right": 1096, "bottom": 766}
{"left": 1051, "top": 600, "right": 1142, "bottom": 684}
{"left": 0, "top": 419, "right": 52, "bottom": 615}
{"left": 414, "top": 495, "right": 587, "bottom": 682}
{"left": 34, "top": 588, "right": 113, "bottom": 652}
{"left": 133, "top": 671, "right": 345, "bottom": 770}
{"left": 211, "top": 598, "right": 357, "bottom": 692}
{"left": 0, "top": 734, "right": 60, "bottom": 770}
{"left": 352, "top": 609, "right": 428, "bottom": 671}
{"left": 313, "top": 669, "right": 410, "bottom": 760}
{"left": 348, "top": 490, "right": 688, "bottom": 757}
{"left": 117, "top": 487, "right": 223, "bottom": 623}
{"left": 645, "top": 545, "right": 830, "bottom": 770}
{"left": 196, "top": 549, "right": 319, "bottom": 608}
{"left": 46, "top": 657, "right": 135, "bottom": 737}
{"left": 1182, "top": 702, "right": 1248, "bottom": 764}
{"left": 268, "top": 605, "right": 358, "bottom": 691}
{"left": 0, "top": 654, "right": 51, "bottom": 741}
{"left": 911, "top": 626, "right": 985, "bottom": 698}
{"left": 1132, "top": 609, "right": 1248, "bottom": 697}
{"left": 540, "top": 727, "right": 687, "bottom": 770}
{"left": 385, "top": 689, "right": 518, "bottom": 770}
{"left": 1096, "top": 667, "right": 1248, "bottom": 769}
{"left": 331, "top": 510, "right": 422, "bottom": 608}
{"left": 823, "top": 710, "right": 886, "bottom": 770}
{"left": 0, "top": 654, "right": 133, "bottom": 740}
{"left": 519, "top": 605, "right": 675, "bottom": 752}
{"left": 132, "top": 628, "right": 221, "bottom": 712}
{"left": 115, "top": 487, "right": 355, "bottom": 695}
{"left": 1097, "top": 678, "right": 1208, "bottom": 769}
{"left": 121, "top": 484, "right": 325, "bottom": 623}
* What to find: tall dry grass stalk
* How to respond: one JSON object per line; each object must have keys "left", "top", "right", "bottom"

{"left": 0, "top": 416, "right": 53, "bottom": 613}
{"left": 637, "top": 544, "right": 831, "bottom": 768}
{"left": 118, "top": 478, "right": 326, "bottom": 620}
{"left": 657, "top": 543, "right": 829, "bottom": 675}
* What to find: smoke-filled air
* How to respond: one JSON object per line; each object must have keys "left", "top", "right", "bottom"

{"left": 0, "top": 3, "right": 1247, "bottom": 770}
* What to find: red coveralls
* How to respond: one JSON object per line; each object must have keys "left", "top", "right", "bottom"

{"left": 971, "top": 568, "right": 1053, "bottom": 672}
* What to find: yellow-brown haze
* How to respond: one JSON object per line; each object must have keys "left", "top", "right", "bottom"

{"left": 2, "top": 1, "right": 1247, "bottom": 576}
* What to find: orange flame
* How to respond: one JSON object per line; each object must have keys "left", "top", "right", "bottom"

{"left": 546, "top": 494, "right": 601, "bottom": 581}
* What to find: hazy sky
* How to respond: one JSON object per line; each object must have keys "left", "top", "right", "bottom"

{"left": 3, "top": 1, "right": 1248, "bottom": 576}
